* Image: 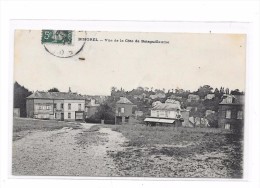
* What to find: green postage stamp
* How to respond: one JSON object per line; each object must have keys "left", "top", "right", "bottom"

{"left": 41, "top": 30, "right": 73, "bottom": 45}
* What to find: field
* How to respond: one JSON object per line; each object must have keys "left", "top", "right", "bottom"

{"left": 91, "top": 124, "right": 244, "bottom": 178}
{"left": 13, "top": 118, "right": 82, "bottom": 141}
{"left": 12, "top": 118, "right": 243, "bottom": 178}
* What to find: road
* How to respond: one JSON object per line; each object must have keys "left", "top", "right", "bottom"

{"left": 12, "top": 123, "right": 126, "bottom": 176}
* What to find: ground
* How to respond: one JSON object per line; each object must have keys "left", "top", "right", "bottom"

{"left": 12, "top": 118, "right": 243, "bottom": 178}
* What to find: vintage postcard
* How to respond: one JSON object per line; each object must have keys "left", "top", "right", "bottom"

{"left": 13, "top": 29, "right": 246, "bottom": 178}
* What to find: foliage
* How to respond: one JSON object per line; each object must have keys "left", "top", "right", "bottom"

{"left": 48, "top": 87, "right": 60, "bottom": 92}
{"left": 206, "top": 113, "right": 219, "bottom": 128}
{"left": 197, "top": 85, "right": 213, "bottom": 98}
{"left": 91, "top": 103, "right": 115, "bottom": 121}
{"left": 13, "top": 82, "right": 32, "bottom": 117}
{"left": 230, "top": 89, "right": 244, "bottom": 95}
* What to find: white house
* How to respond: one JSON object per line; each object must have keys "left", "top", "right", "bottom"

{"left": 144, "top": 100, "right": 189, "bottom": 126}
{"left": 26, "top": 91, "right": 85, "bottom": 121}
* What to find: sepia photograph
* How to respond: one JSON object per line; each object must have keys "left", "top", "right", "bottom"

{"left": 12, "top": 29, "right": 246, "bottom": 178}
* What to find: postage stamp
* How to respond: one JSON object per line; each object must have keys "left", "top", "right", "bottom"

{"left": 41, "top": 30, "right": 73, "bottom": 45}
{"left": 41, "top": 30, "right": 86, "bottom": 58}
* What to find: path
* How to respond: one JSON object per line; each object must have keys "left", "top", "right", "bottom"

{"left": 12, "top": 123, "right": 126, "bottom": 176}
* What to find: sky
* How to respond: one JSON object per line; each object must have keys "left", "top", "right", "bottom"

{"left": 14, "top": 30, "right": 246, "bottom": 95}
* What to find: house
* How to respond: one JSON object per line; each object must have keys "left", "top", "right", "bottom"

{"left": 133, "top": 93, "right": 146, "bottom": 100}
{"left": 205, "top": 110, "right": 215, "bottom": 117}
{"left": 169, "top": 95, "right": 182, "bottom": 100}
{"left": 186, "top": 106, "right": 197, "bottom": 112}
{"left": 218, "top": 94, "right": 244, "bottom": 130}
{"left": 144, "top": 100, "right": 189, "bottom": 127}
{"left": 115, "top": 97, "right": 136, "bottom": 124}
{"left": 165, "top": 99, "right": 181, "bottom": 105}
{"left": 149, "top": 93, "right": 166, "bottom": 100}
{"left": 205, "top": 94, "right": 215, "bottom": 100}
{"left": 135, "top": 110, "right": 144, "bottom": 117}
{"left": 187, "top": 94, "right": 200, "bottom": 102}
{"left": 85, "top": 99, "right": 100, "bottom": 118}
{"left": 152, "top": 101, "right": 162, "bottom": 107}
{"left": 26, "top": 91, "right": 85, "bottom": 121}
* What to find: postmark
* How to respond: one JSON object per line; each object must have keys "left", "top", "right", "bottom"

{"left": 41, "top": 30, "right": 86, "bottom": 58}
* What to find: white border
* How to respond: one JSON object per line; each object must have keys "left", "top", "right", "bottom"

{"left": 1, "top": 1, "right": 259, "bottom": 188}
{"left": 9, "top": 19, "right": 251, "bottom": 181}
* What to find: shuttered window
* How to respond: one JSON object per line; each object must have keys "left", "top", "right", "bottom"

{"left": 226, "top": 110, "right": 231, "bottom": 119}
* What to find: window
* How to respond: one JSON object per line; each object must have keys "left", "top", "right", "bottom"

{"left": 157, "top": 111, "right": 159, "bottom": 117}
{"left": 226, "top": 110, "right": 231, "bottom": 119}
{"left": 46, "top": 105, "right": 50, "bottom": 110}
{"left": 68, "top": 112, "right": 71, "bottom": 119}
{"left": 224, "top": 123, "right": 231, "bottom": 130}
{"left": 42, "top": 106, "right": 46, "bottom": 110}
{"left": 54, "top": 113, "right": 57, "bottom": 119}
{"left": 121, "top": 107, "right": 125, "bottom": 113}
{"left": 61, "top": 103, "right": 64, "bottom": 109}
{"left": 54, "top": 103, "right": 57, "bottom": 109}
{"left": 38, "top": 105, "right": 42, "bottom": 110}
{"left": 226, "top": 96, "right": 233, "bottom": 103}
{"left": 237, "top": 111, "right": 243, "bottom": 119}
{"left": 68, "top": 103, "right": 71, "bottom": 110}
{"left": 78, "top": 104, "right": 81, "bottom": 111}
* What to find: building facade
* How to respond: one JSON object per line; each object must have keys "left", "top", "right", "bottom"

{"left": 144, "top": 100, "right": 189, "bottom": 127}
{"left": 26, "top": 91, "right": 85, "bottom": 121}
{"left": 115, "top": 97, "right": 135, "bottom": 124}
{"left": 218, "top": 95, "right": 244, "bottom": 131}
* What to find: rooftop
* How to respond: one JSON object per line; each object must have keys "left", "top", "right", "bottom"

{"left": 152, "top": 102, "right": 181, "bottom": 111}
{"left": 27, "top": 91, "right": 85, "bottom": 100}
{"left": 219, "top": 94, "right": 244, "bottom": 105}
{"left": 116, "top": 97, "right": 133, "bottom": 104}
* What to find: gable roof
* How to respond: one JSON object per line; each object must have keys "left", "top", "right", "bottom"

{"left": 152, "top": 102, "right": 181, "bottom": 111}
{"left": 219, "top": 95, "right": 244, "bottom": 105}
{"left": 27, "top": 91, "right": 85, "bottom": 100}
{"left": 116, "top": 97, "right": 133, "bottom": 104}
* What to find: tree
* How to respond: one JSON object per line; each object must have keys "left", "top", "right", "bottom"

{"left": 225, "top": 88, "right": 230, "bottom": 94}
{"left": 220, "top": 87, "right": 225, "bottom": 94}
{"left": 197, "top": 85, "right": 213, "bottom": 99}
{"left": 230, "top": 89, "right": 244, "bottom": 95}
{"left": 92, "top": 103, "right": 115, "bottom": 121}
{"left": 206, "top": 113, "right": 219, "bottom": 128}
{"left": 13, "top": 82, "right": 32, "bottom": 117}
{"left": 48, "top": 87, "right": 59, "bottom": 92}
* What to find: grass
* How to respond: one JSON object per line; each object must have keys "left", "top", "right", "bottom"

{"left": 91, "top": 124, "right": 232, "bottom": 147}
{"left": 13, "top": 117, "right": 82, "bottom": 141}
{"left": 92, "top": 123, "right": 243, "bottom": 178}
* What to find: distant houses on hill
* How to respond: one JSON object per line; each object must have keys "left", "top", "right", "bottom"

{"left": 16, "top": 84, "right": 244, "bottom": 131}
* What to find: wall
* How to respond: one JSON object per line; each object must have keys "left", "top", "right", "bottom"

{"left": 33, "top": 99, "right": 54, "bottom": 118}
{"left": 64, "top": 100, "right": 85, "bottom": 120}
{"left": 116, "top": 103, "right": 134, "bottom": 117}
{"left": 26, "top": 99, "right": 34, "bottom": 118}
{"left": 181, "top": 110, "right": 190, "bottom": 127}
{"left": 151, "top": 110, "right": 178, "bottom": 119}
{"left": 218, "top": 104, "right": 244, "bottom": 130}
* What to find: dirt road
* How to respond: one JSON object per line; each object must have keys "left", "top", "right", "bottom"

{"left": 12, "top": 123, "right": 126, "bottom": 176}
